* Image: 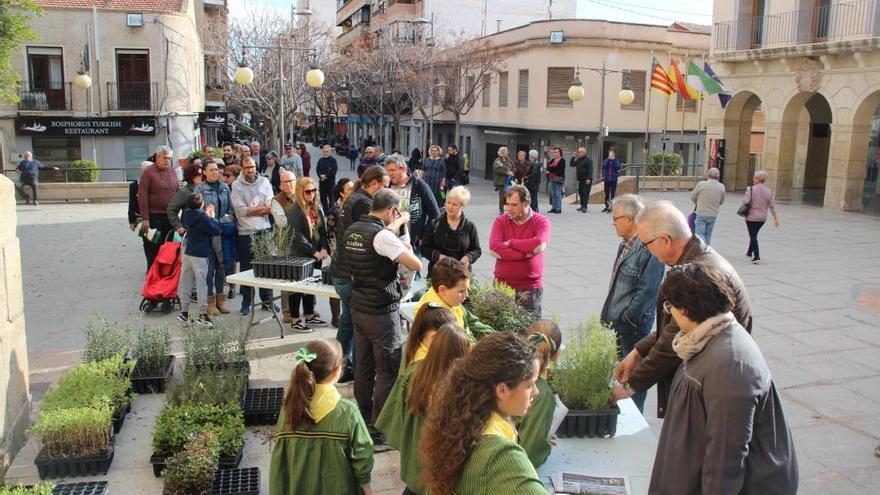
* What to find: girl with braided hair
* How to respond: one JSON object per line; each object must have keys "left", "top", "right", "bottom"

{"left": 269, "top": 340, "right": 374, "bottom": 495}
{"left": 517, "top": 320, "right": 563, "bottom": 468}
{"left": 419, "top": 332, "right": 547, "bottom": 495}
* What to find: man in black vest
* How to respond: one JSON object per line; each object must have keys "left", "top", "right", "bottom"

{"left": 344, "top": 188, "right": 421, "bottom": 446}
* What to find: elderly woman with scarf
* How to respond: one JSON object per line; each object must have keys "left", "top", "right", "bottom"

{"left": 647, "top": 263, "right": 798, "bottom": 495}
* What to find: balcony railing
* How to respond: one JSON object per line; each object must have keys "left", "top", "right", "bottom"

{"left": 18, "top": 82, "right": 72, "bottom": 111}
{"left": 107, "top": 82, "right": 157, "bottom": 111}
{"left": 714, "top": 0, "right": 878, "bottom": 53}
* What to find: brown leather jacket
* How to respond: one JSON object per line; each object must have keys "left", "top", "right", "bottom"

{"left": 629, "top": 236, "right": 753, "bottom": 418}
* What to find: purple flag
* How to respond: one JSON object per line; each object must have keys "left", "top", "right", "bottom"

{"left": 703, "top": 62, "right": 731, "bottom": 109}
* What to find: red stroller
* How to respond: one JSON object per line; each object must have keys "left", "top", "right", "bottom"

{"left": 139, "top": 232, "right": 182, "bottom": 313}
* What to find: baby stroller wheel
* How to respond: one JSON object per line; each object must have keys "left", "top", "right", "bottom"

{"left": 160, "top": 299, "right": 174, "bottom": 314}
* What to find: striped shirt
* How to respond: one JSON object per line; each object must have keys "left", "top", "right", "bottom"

{"left": 516, "top": 377, "right": 555, "bottom": 469}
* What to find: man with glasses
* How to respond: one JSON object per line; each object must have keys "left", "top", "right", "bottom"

{"left": 230, "top": 156, "right": 277, "bottom": 315}
{"left": 599, "top": 194, "right": 664, "bottom": 412}
{"left": 343, "top": 188, "right": 421, "bottom": 447}
{"left": 615, "top": 200, "right": 753, "bottom": 418}
{"left": 138, "top": 145, "right": 180, "bottom": 268}
{"left": 357, "top": 146, "right": 379, "bottom": 177}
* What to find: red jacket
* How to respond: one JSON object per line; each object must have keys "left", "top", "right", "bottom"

{"left": 489, "top": 211, "right": 551, "bottom": 290}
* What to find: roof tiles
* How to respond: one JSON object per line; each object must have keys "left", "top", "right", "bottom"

{"left": 34, "top": 0, "right": 184, "bottom": 13}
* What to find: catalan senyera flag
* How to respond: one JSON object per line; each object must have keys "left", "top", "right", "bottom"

{"left": 650, "top": 58, "right": 675, "bottom": 97}
{"left": 669, "top": 59, "right": 701, "bottom": 100}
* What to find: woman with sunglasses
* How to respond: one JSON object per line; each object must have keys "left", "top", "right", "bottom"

{"left": 287, "top": 177, "right": 330, "bottom": 332}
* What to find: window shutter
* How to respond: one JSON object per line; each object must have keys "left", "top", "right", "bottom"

{"left": 546, "top": 67, "right": 574, "bottom": 108}
{"left": 498, "top": 71, "right": 508, "bottom": 107}
{"left": 676, "top": 93, "right": 697, "bottom": 112}
{"left": 481, "top": 74, "right": 491, "bottom": 107}
{"left": 621, "top": 70, "right": 646, "bottom": 110}
{"left": 518, "top": 69, "right": 529, "bottom": 108}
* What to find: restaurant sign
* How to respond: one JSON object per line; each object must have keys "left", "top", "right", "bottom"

{"left": 15, "top": 117, "right": 158, "bottom": 136}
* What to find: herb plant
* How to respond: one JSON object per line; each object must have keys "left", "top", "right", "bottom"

{"left": 132, "top": 325, "right": 172, "bottom": 373}
{"left": 162, "top": 430, "right": 219, "bottom": 495}
{"left": 168, "top": 370, "right": 247, "bottom": 407}
{"left": 29, "top": 405, "right": 113, "bottom": 459}
{"left": 0, "top": 483, "right": 55, "bottom": 495}
{"left": 468, "top": 280, "right": 535, "bottom": 335}
{"left": 550, "top": 317, "right": 619, "bottom": 411}
{"left": 40, "top": 356, "right": 134, "bottom": 413}
{"left": 82, "top": 315, "right": 131, "bottom": 362}
{"left": 152, "top": 403, "right": 245, "bottom": 457}
{"left": 184, "top": 320, "right": 247, "bottom": 371}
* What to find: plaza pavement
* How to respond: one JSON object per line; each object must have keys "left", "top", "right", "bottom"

{"left": 7, "top": 148, "right": 880, "bottom": 493}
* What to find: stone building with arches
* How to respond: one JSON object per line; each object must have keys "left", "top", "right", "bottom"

{"left": 709, "top": 0, "right": 880, "bottom": 215}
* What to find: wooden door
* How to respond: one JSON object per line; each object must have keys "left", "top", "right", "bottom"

{"left": 116, "top": 51, "right": 150, "bottom": 110}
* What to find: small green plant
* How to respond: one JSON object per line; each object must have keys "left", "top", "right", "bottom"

{"left": 29, "top": 405, "right": 113, "bottom": 459}
{"left": 184, "top": 320, "right": 247, "bottom": 371}
{"left": 152, "top": 403, "right": 245, "bottom": 457}
{"left": 468, "top": 280, "right": 535, "bottom": 335}
{"left": 550, "top": 317, "right": 618, "bottom": 411}
{"left": 162, "top": 430, "right": 219, "bottom": 495}
{"left": 132, "top": 325, "right": 171, "bottom": 373}
{"left": 646, "top": 152, "right": 684, "bottom": 176}
{"left": 0, "top": 483, "right": 55, "bottom": 495}
{"left": 82, "top": 315, "right": 131, "bottom": 362}
{"left": 250, "top": 225, "right": 292, "bottom": 261}
{"left": 40, "top": 356, "right": 134, "bottom": 413}
{"left": 168, "top": 369, "right": 246, "bottom": 407}
{"left": 68, "top": 159, "right": 100, "bottom": 182}
{"left": 274, "top": 224, "right": 292, "bottom": 257}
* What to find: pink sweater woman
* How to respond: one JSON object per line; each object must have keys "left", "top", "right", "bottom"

{"left": 741, "top": 171, "right": 780, "bottom": 264}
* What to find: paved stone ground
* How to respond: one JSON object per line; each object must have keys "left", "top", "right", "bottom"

{"left": 6, "top": 145, "right": 880, "bottom": 493}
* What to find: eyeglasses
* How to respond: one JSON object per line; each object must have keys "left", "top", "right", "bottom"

{"left": 612, "top": 215, "right": 629, "bottom": 222}
{"left": 393, "top": 207, "right": 402, "bottom": 219}
{"left": 243, "top": 166, "right": 256, "bottom": 170}
{"left": 281, "top": 179, "right": 294, "bottom": 184}
{"left": 643, "top": 236, "right": 663, "bottom": 247}
{"left": 304, "top": 189, "right": 318, "bottom": 194}
{"left": 662, "top": 301, "right": 673, "bottom": 314}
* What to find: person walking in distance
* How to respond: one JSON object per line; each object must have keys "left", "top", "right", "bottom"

{"left": 571, "top": 147, "right": 594, "bottom": 213}
{"left": 344, "top": 188, "right": 422, "bottom": 447}
{"left": 601, "top": 147, "right": 621, "bottom": 213}
{"left": 742, "top": 170, "right": 780, "bottom": 264}
{"left": 15, "top": 151, "right": 59, "bottom": 205}
{"left": 492, "top": 147, "right": 515, "bottom": 215}
{"left": 525, "top": 150, "right": 542, "bottom": 212}
{"left": 138, "top": 146, "right": 180, "bottom": 268}
{"left": 690, "top": 167, "right": 726, "bottom": 245}
{"left": 317, "top": 145, "right": 339, "bottom": 213}
{"left": 546, "top": 147, "right": 566, "bottom": 214}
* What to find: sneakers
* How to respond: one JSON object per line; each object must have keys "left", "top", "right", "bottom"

{"left": 177, "top": 311, "right": 190, "bottom": 323}
{"left": 751, "top": 258, "right": 761, "bottom": 265}
{"left": 305, "top": 316, "right": 327, "bottom": 326}
{"left": 291, "top": 320, "right": 314, "bottom": 333}
{"left": 227, "top": 286, "right": 236, "bottom": 299}
{"left": 196, "top": 314, "right": 214, "bottom": 327}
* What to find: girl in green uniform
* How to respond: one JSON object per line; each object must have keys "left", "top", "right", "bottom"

{"left": 518, "top": 320, "right": 563, "bottom": 469}
{"left": 420, "top": 332, "right": 548, "bottom": 495}
{"left": 269, "top": 340, "right": 374, "bottom": 495}
{"left": 402, "top": 304, "right": 457, "bottom": 370}
{"left": 376, "top": 324, "right": 471, "bottom": 494}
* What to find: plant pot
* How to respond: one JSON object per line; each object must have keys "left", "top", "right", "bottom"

{"left": 53, "top": 481, "right": 109, "bottom": 495}
{"left": 35, "top": 445, "right": 115, "bottom": 479}
{"left": 289, "top": 257, "right": 315, "bottom": 281}
{"left": 321, "top": 267, "right": 333, "bottom": 285}
{"left": 131, "top": 355, "right": 176, "bottom": 394}
{"left": 151, "top": 444, "right": 244, "bottom": 478}
{"left": 112, "top": 403, "right": 128, "bottom": 434}
{"left": 555, "top": 405, "right": 620, "bottom": 438}
{"left": 240, "top": 387, "right": 284, "bottom": 426}
{"left": 210, "top": 467, "right": 260, "bottom": 495}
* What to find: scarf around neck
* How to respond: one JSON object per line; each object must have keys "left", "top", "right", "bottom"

{"left": 483, "top": 411, "right": 517, "bottom": 443}
{"left": 310, "top": 383, "right": 341, "bottom": 423}
{"left": 672, "top": 312, "right": 736, "bottom": 361}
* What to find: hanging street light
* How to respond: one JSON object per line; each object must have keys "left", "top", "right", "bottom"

{"left": 618, "top": 85, "right": 635, "bottom": 106}
{"left": 567, "top": 72, "right": 585, "bottom": 102}
{"left": 234, "top": 55, "right": 254, "bottom": 85}
{"left": 305, "top": 66, "right": 325, "bottom": 88}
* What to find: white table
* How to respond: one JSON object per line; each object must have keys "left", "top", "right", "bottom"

{"left": 538, "top": 398, "right": 657, "bottom": 494}
{"left": 226, "top": 270, "right": 339, "bottom": 338}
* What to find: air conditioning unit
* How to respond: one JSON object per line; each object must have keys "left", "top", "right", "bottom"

{"left": 126, "top": 13, "right": 144, "bottom": 27}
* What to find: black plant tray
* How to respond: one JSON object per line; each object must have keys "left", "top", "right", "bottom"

{"left": 240, "top": 387, "right": 284, "bottom": 426}
{"left": 210, "top": 467, "right": 260, "bottom": 495}
{"left": 131, "top": 355, "right": 176, "bottom": 394}
{"left": 151, "top": 444, "right": 244, "bottom": 478}
{"left": 555, "top": 405, "right": 620, "bottom": 439}
{"left": 53, "top": 481, "right": 109, "bottom": 495}
{"left": 320, "top": 267, "right": 333, "bottom": 285}
{"left": 253, "top": 256, "right": 315, "bottom": 281}
{"left": 35, "top": 446, "right": 115, "bottom": 479}
{"left": 112, "top": 403, "right": 127, "bottom": 435}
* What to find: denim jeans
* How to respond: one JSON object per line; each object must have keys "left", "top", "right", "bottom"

{"left": 616, "top": 319, "right": 653, "bottom": 412}
{"left": 694, "top": 215, "right": 717, "bottom": 246}
{"left": 205, "top": 250, "right": 225, "bottom": 296}
{"left": 333, "top": 275, "right": 355, "bottom": 373}
{"left": 549, "top": 180, "right": 563, "bottom": 212}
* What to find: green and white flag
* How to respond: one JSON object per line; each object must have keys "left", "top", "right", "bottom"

{"left": 687, "top": 61, "right": 725, "bottom": 95}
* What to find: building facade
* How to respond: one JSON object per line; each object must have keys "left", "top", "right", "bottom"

{"left": 708, "top": 0, "right": 880, "bottom": 214}
{"left": 0, "top": 0, "right": 227, "bottom": 182}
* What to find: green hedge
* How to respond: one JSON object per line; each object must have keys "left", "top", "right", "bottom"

{"left": 68, "top": 159, "right": 99, "bottom": 182}
{"left": 646, "top": 152, "right": 683, "bottom": 176}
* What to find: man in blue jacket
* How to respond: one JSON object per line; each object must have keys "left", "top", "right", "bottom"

{"left": 16, "top": 151, "right": 58, "bottom": 205}
{"left": 600, "top": 194, "right": 664, "bottom": 412}
{"left": 601, "top": 147, "right": 622, "bottom": 213}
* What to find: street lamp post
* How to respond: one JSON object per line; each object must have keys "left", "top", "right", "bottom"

{"left": 568, "top": 61, "right": 635, "bottom": 159}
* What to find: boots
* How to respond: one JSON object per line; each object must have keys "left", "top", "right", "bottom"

{"left": 216, "top": 294, "right": 231, "bottom": 314}
{"left": 329, "top": 298, "right": 341, "bottom": 328}
{"left": 207, "top": 295, "right": 219, "bottom": 316}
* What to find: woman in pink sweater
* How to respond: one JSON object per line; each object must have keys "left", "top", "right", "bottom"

{"left": 742, "top": 170, "right": 780, "bottom": 264}
{"left": 489, "top": 185, "right": 551, "bottom": 318}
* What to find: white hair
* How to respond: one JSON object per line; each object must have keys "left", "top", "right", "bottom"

{"left": 707, "top": 167, "right": 720, "bottom": 179}
{"left": 280, "top": 170, "right": 296, "bottom": 181}
{"left": 635, "top": 200, "right": 691, "bottom": 241}
{"left": 323, "top": 145, "right": 332, "bottom": 151}
{"left": 155, "top": 145, "right": 172, "bottom": 157}
{"left": 529, "top": 149, "right": 539, "bottom": 159}
{"left": 611, "top": 194, "right": 644, "bottom": 219}
{"left": 754, "top": 170, "right": 768, "bottom": 182}
{"left": 446, "top": 186, "right": 471, "bottom": 206}
{"left": 384, "top": 154, "right": 408, "bottom": 169}
{"left": 498, "top": 146, "right": 508, "bottom": 156}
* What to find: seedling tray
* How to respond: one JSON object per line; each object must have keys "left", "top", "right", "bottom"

{"left": 131, "top": 355, "right": 175, "bottom": 394}
{"left": 53, "top": 481, "right": 109, "bottom": 495}
{"left": 151, "top": 444, "right": 244, "bottom": 478}
{"left": 112, "top": 404, "right": 127, "bottom": 434}
{"left": 210, "top": 467, "right": 259, "bottom": 495}
{"left": 240, "top": 387, "right": 284, "bottom": 426}
{"left": 35, "top": 446, "right": 115, "bottom": 479}
{"left": 555, "top": 405, "right": 620, "bottom": 439}
{"left": 253, "top": 256, "right": 315, "bottom": 281}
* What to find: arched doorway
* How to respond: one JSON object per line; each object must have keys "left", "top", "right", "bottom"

{"left": 721, "top": 90, "right": 765, "bottom": 190}
{"left": 778, "top": 92, "right": 833, "bottom": 205}
{"left": 848, "top": 89, "right": 880, "bottom": 215}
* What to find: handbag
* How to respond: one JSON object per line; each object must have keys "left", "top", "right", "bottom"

{"left": 687, "top": 210, "right": 697, "bottom": 233}
{"left": 737, "top": 186, "right": 752, "bottom": 217}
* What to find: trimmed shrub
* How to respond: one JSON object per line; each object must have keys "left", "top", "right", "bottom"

{"left": 646, "top": 152, "right": 683, "bottom": 176}
{"left": 68, "top": 160, "right": 99, "bottom": 183}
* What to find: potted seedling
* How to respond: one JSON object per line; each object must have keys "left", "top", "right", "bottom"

{"left": 162, "top": 430, "right": 219, "bottom": 495}
{"left": 168, "top": 369, "right": 248, "bottom": 408}
{"left": 0, "top": 483, "right": 55, "bottom": 495}
{"left": 81, "top": 316, "right": 130, "bottom": 363}
{"left": 130, "top": 325, "right": 175, "bottom": 393}
{"left": 468, "top": 280, "right": 535, "bottom": 335}
{"left": 30, "top": 405, "right": 114, "bottom": 479}
{"left": 184, "top": 321, "right": 250, "bottom": 378}
{"left": 550, "top": 317, "right": 621, "bottom": 438}
{"left": 250, "top": 226, "right": 315, "bottom": 281}
{"left": 150, "top": 402, "right": 245, "bottom": 477}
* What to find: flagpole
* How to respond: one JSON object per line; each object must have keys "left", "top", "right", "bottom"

{"left": 697, "top": 54, "right": 706, "bottom": 168}
{"left": 681, "top": 51, "right": 687, "bottom": 137}
{"left": 662, "top": 51, "right": 670, "bottom": 152}
{"left": 644, "top": 51, "right": 654, "bottom": 158}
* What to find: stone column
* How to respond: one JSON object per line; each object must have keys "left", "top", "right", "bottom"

{"left": 762, "top": 121, "right": 800, "bottom": 200}
{"left": 827, "top": 123, "right": 871, "bottom": 211}
{"left": 0, "top": 175, "right": 30, "bottom": 475}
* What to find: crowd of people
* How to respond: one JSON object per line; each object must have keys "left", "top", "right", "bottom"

{"left": 128, "top": 138, "right": 797, "bottom": 494}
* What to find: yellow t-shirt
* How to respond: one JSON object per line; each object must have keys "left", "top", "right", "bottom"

{"left": 415, "top": 288, "right": 465, "bottom": 327}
